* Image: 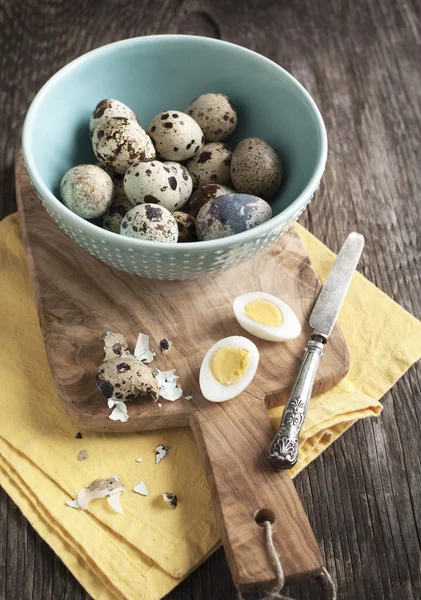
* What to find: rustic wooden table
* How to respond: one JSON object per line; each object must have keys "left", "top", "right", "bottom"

{"left": 1, "top": 0, "right": 420, "bottom": 599}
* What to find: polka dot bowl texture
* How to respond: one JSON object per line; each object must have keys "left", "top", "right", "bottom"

{"left": 22, "top": 35, "right": 327, "bottom": 280}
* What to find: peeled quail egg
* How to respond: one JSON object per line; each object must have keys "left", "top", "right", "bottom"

{"left": 120, "top": 204, "right": 178, "bottom": 243}
{"left": 60, "top": 164, "right": 114, "bottom": 219}
{"left": 124, "top": 161, "right": 180, "bottom": 211}
{"left": 231, "top": 137, "right": 282, "bottom": 199}
{"left": 186, "top": 143, "right": 232, "bottom": 188}
{"left": 188, "top": 183, "right": 234, "bottom": 218}
{"left": 92, "top": 117, "right": 155, "bottom": 174}
{"left": 89, "top": 99, "right": 138, "bottom": 136}
{"left": 196, "top": 193, "right": 272, "bottom": 241}
{"left": 185, "top": 93, "right": 238, "bottom": 142}
{"left": 147, "top": 111, "right": 204, "bottom": 161}
{"left": 233, "top": 292, "right": 301, "bottom": 342}
{"left": 199, "top": 336, "right": 259, "bottom": 402}
{"left": 173, "top": 211, "right": 197, "bottom": 242}
{"left": 103, "top": 196, "right": 134, "bottom": 233}
{"left": 163, "top": 161, "right": 193, "bottom": 207}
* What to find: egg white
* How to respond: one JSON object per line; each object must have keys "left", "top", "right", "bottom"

{"left": 199, "top": 336, "right": 259, "bottom": 402}
{"left": 233, "top": 292, "right": 301, "bottom": 342}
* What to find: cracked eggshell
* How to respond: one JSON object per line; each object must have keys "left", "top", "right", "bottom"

{"left": 188, "top": 183, "right": 234, "bottom": 218}
{"left": 103, "top": 196, "right": 134, "bottom": 233}
{"left": 60, "top": 164, "right": 114, "bottom": 219}
{"left": 120, "top": 204, "right": 178, "bottom": 243}
{"left": 123, "top": 161, "right": 181, "bottom": 211}
{"left": 96, "top": 357, "right": 159, "bottom": 402}
{"left": 92, "top": 117, "right": 156, "bottom": 174}
{"left": 173, "top": 211, "right": 197, "bottom": 242}
{"left": 163, "top": 161, "right": 193, "bottom": 207}
{"left": 196, "top": 193, "right": 272, "bottom": 241}
{"left": 184, "top": 93, "right": 238, "bottom": 142}
{"left": 186, "top": 143, "right": 232, "bottom": 188}
{"left": 147, "top": 111, "right": 204, "bottom": 161}
{"left": 231, "top": 137, "right": 282, "bottom": 199}
{"left": 100, "top": 331, "right": 129, "bottom": 360}
{"left": 89, "top": 99, "right": 138, "bottom": 136}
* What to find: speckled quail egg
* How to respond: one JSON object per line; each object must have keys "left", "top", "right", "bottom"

{"left": 231, "top": 137, "right": 282, "bottom": 199}
{"left": 96, "top": 356, "right": 159, "bottom": 402}
{"left": 173, "top": 211, "right": 197, "bottom": 242}
{"left": 195, "top": 193, "right": 272, "bottom": 241}
{"left": 188, "top": 183, "right": 234, "bottom": 218}
{"left": 233, "top": 292, "right": 301, "bottom": 342}
{"left": 199, "top": 336, "right": 259, "bottom": 402}
{"left": 100, "top": 331, "right": 129, "bottom": 361}
{"left": 103, "top": 196, "right": 134, "bottom": 233}
{"left": 163, "top": 161, "right": 193, "bottom": 207}
{"left": 89, "top": 99, "right": 138, "bottom": 136}
{"left": 96, "top": 162, "right": 126, "bottom": 198}
{"left": 60, "top": 164, "right": 114, "bottom": 219}
{"left": 123, "top": 161, "right": 181, "bottom": 211}
{"left": 120, "top": 204, "right": 178, "bottom": 243}
{"left": 92, "top": 117, "right": 156, "bottom": 174}
{"left": 186, "top": 143, "right": 232, "bottom": 188}
{"left": 185, "top": 93, "right": 238, "bottom": 142}
{"left": 147, "top": 111, "right": 204, "bottom": 161}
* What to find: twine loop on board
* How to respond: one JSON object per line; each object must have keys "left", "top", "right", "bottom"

{"left": 237, "top": 521, "right": 337, "bottom": 600}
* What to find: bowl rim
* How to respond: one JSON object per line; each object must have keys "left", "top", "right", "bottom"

{"left": 22, "top": 34, "right": 328, "bottom": 252}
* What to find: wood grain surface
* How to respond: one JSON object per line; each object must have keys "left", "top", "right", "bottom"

{"left": 15, "top": 153, "right": 349, "bottom": 433}
{"left": 1, "top": 0, "right": 421, "bottom": 599}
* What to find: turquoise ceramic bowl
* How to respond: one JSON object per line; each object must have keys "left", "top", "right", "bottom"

{"left": 23, "top": 35, "right": 327, "bottom": 280}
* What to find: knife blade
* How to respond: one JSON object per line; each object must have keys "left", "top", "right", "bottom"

{"left": 267, "top": 232, "right": 364, "bottom": 468}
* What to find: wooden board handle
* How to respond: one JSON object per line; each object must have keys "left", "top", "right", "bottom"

{"left": 190, "top": 394, "right": 323, "bottom": 593}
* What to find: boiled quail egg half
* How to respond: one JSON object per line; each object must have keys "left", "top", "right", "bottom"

{"left": 233, "top": 292, "right": 301, "bottom": 342}
{"left": 199, "top": 336, "right": 259, "bottom": 402}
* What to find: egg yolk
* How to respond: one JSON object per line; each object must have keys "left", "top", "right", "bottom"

{"left": 210, "top": 346, "right": 250, "bottom": 386}
{"left": 244, "top": 299, "right": 283, "bottom": 328}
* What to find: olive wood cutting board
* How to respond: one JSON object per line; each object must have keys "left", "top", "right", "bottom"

{"left": 16, "top": 153, "right": 349, "bottom": 593}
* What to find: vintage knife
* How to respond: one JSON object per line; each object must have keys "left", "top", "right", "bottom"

{"left": 267, "top": 232, "right": 365, "bottom": 468}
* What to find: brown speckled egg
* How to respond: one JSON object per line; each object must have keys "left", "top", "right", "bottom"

{"left": 196, "top": 193, "right": 272, "bottom": 241}
{"left": 188, "top": 183, "right": 234, "bottom": 218}
{"left": 92, "top": 117, "right": 156, "bottom": 174}
{"left": 120, "top": 204, "right": 178, "bottom": 243}
{"left": 89, "top": 99, "right": 138, "bottom": 136}
{"left": 96, "top": 357, "right": 159, "bottom": 402}
{"left": 184, "top": 93, "right": 238, "bottom": 141}
{"left": 96, "top": 162, "right": 126, "bottom": 198}
{"left": 230, "top": 138, "right": 282, "bottom": 199}
{"left": 163, "top": 161, "right": 193, "bottom": 207}
{"left": 186, "top": 143, "right": 232, "bottom": 188}
{"left": 60, "top": 164, "right": 114, "bottom": 219}
{"left": 123, "top": 161, "right": 181, "bottom": 212}
{"left": 147, "top": 111, "right": 204, "bottom": 161}
{"left": 103, "top": 196, "right": 134, "bottom": 233}
{"left": 173, "top": 212, "right": 197, "bottom": 242}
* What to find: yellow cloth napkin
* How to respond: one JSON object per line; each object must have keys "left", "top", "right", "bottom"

{"left": 1, "top": 213, "right": 420, "bottom": 600}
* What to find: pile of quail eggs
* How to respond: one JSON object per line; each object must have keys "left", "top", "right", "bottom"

{"left": 60, "top": 94, "right": 283, "bottom": 243}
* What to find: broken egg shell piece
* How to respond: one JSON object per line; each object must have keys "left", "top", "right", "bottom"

{"left": 161, "top": 491, "right": 178, "bottom": 509}
{"left": 78, "top": 449, "right": 88, "bottom": 461}
{"left": 66, "top": 499, "right": 80, "bottom": 509}
{"left": 152, "top": 368, "right": 182, "bottom": 401}
{"left": 100, "top": 331, "right": 129, "bottom": 361}
{"left": 136, "top": 457, "right": 143, "bottom": 463}
{"left": 77, "top": 476, "right": 124, "bottom": 510}
{"left": 107, "top": 491, "right": 124, "bottom": 515}
{"left": 108, "top": 400, "right": 129, "bottom": 422}
{"left": 159, "top": 338, "right": 173, "bottom": 355}
{"left": 155, "top": 444, "right": 170, "bottom": 464}
{"left": 133, "top": 481, "right": 149, "bottom": 496}
{"left": 96, "top": 357, "right": 159, "bottom": 403}
{"left": 134, "top": 333, "right": 155, "bottom": 364}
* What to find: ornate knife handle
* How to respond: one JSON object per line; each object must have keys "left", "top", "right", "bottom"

{"left": 267, "top": 337, "right": 325, "bottom": 469}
